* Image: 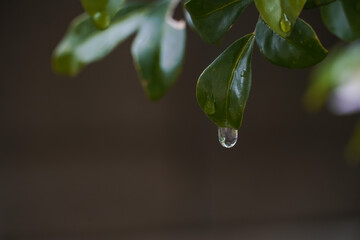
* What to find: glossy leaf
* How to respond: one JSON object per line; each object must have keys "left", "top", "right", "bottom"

{"left": 53, "top": 3, "right": 148, "bottom": 76}
{"left": 80, "top": 0, "right": 126, "bottom": 29}
{"left": 304, "top": 41, "right": 360, "bottom": 112}
{"left": 321, "top": 0, "right": 360, "bottom": 42}
{"left": 255, "top": 17, "right": 327, "bottom": 68}
{"left": 254, "top": 0, "right": 306, "bottom": 37}
{"left": 304, "top": 0, "right": 335, "bottom": 9}
{"left": 185, "top": 0, "right": 253, "bottom": 43}
{"left": 131, "top": 0, "right": 186, "bottom": 100}
{"left": 196, "top": 34, "right": 255, "bottom": 129}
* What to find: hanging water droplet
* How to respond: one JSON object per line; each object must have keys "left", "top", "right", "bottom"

{"left": 204, "top": 94, "right": 216, "bottom": 115}
{"left": 280, "top": 13, "right": 292, "bottom": 33}
{"left": 92, "top": 11, "right": 111, "bottom": 29}
{"left": 218, "top": 127, "right": 238, "bottom": 148}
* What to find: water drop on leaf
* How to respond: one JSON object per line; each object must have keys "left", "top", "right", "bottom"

{"left": 279, "top": 13, "right": 292, "bottom": 33}
{"left": 218, "top": 127, "right": 238, "bottom": 148}
{"left": 92, "top": 11, "right": 111, "bottom": 29}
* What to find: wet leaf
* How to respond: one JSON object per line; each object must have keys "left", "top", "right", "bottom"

{"left": 254, "top": 0, "right": 306, "bottom": 37}
{"left": 185, "top": 0, "right": 253, "bottom": 43}
{"left": 131, "top": 0, "right": 186, "bottom": 100}
{"left": 255, "top": 17, "right": 327, "bottom": 68}
{"left": 196, "top": 34, "right": 255, "bottom": 129}
{"left": 53, "top": 3, "right": 148, "bottom": 76}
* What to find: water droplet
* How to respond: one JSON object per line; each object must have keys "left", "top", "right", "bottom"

{"left": 218, "top": 127, "right": 238, "bottom": 148}
{"left": 280, "top": 13, "right": 292, "bottom": 33}
{"left": 204, "top": 94, "right": 216, "bottom": 115}
{"left": 92, "top": 11, "right": 110, "bottom": 29}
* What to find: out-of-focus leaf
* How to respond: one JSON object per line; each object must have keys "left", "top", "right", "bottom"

{"left": 184, "top": 8, "right": 197, "bottom": 31}
{"left": 346, "top": 120, "right": 360, "bottom": 165}
{"left": 131, "top": 0, "right": 186, "bottom": 100}
{"left": 53, "top": 3, "right": 148, "bottom": 76}
{"left": 255, "top": 17, "right": 327, "bottom": 68}
{"left": 80, "top": 0, "right": 126, "bottom": 29}
{"left": 304, "top": 0, "right": 335, "bottom": 9}
{"left": 321, "top": 0, "right": 360, "bottom": 42}
{"left": 196, "top": 34, "right": 255, "bottom": 129}
{"left": 304, "top": 41, "right": 360, "bottom": 112}
{"left": 185, "top": 0, "right": 253, "bottom": 43}
{"left": 254, "top": 0, "right": 306, "bottom": 37}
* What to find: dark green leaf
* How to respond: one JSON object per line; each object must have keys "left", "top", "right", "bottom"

{"left": 185, "top": 0, "right": 253, "bottom": 43}
{"left": 196, "top": 34, "right": 255, "bottom": 129}
{"left": 255, "top": 17, "right": 327, "bottom": 68}
{"left": 304, "top": 0, "right": 335, "bottom": 9}
{"left": 81, "top": 0, "right": 126, "bottom": 29}
{"left": 131, "top": 0, "right": 186, "bottom": 100}
{"left": 321, "top": 0, "right": 360, "bottom": 42}
{"left": 254, "top": 0, "right": 306, "bottom": 37}
{"left": 53, "top": 3, "right": 148, "bottom": 76}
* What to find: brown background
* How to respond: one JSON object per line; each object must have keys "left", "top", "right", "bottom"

{"left": 0, "top": 0, "right": 359, "bottom": 239}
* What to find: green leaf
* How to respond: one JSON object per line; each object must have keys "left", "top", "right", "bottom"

{"left": 185, "top": 0, "right": 253, "bottom": 43}
{"left": 254, "top": 0, "right": 306, "bottom": 37}
{"left": 80, "top": 0, "right": 126, "bottom": 29}
{"left": 131, "top": 0, "right": 186, "bottom": 100}
{"left": 346, "top": 120, "right": 360, "bottom": 166}
{"left": 321, "top": 0, "right": 360, "bottom": 42}
{"left": 304, "top": 0, "right": 335, "bottom": 9}
{"left": 53, "top": 3, "right": 148, "bottom": 76}
{"left": 304, "top": 41, "right": 360, "bottom": 112}
{"left": 183, "top": 8, "right": 197, "bottom": 32}
{"left": 196, "top": 34, "right": 255, "bottom": 129}
{"left": 255, "top": 17, "right": 327, "bottom": 68}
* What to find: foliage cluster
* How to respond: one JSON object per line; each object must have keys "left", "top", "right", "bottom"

{"left": 53, "top": 0, "right": 360, "bottom": 149}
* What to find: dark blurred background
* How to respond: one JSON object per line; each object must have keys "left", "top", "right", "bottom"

{"left": 1, "top": 1, "right": 359, "bottom": 239}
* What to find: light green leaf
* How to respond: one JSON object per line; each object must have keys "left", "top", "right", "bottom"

{"left": 304, "top": 0, "right": 335, "bottom": 9}
{"left": 254, "top": 0, "right": 306, "bottom": 37}
{"left": 304, "top": 41, "right": 360, "bottom": 112}
{"left": 196, "top": 33, "right": 255, "bottom": 129}
{"left": 53, "top": 3, "right": 148, "bottom": 76}
{"left": 80, "top": 0, "right": 126, "bottom": 29}
{"left": 255, "top": 17, "right": 327, "bottom": 68}
{"left": 185, "top": 0, "right": 253, "bottom": 43}
{"left": 321, "top": 0, "right": 360, "bottom": 42}
{"left": 131, "top": 0, "right": 186, "bottom": 100}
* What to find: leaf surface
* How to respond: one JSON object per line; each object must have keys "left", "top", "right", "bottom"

{"left": 131, "top": 0, "right": 186, "bottom": 100}
{"left": 254, "top": 0, "right": 306, "bottom": 37}
{"left": 255, "top": 17, "right": 327, "bottom": 68}
{"left": 321, "top": 0, "right": 360, "bottom": 41}
{"left": 185, "top": 0, "right": 253, "bottom": 43}
{"left": 80, "top": 0, "right": 126, "bottom": 29}
{"left": 53, "top": 3, "right": 147, "bottom": 76}
{"left": 304, "top": 41, "right": 360, "bottom": 112}
{"left": 196, "top": 34, "right": 255, "bottom": 129}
